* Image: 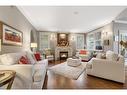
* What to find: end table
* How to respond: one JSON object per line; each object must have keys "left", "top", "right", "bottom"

{"left": 0, "top": 70, "right": 16, "bottom": 89}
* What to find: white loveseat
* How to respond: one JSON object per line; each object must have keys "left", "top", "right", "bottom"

{"left": 0, "top": 51, "right": 48, "bottom": 89}
{"left": 76, "top": 50, "right": 91, "bottom": 62}
{"left": 86, "top": 51, "right": 125, "bottom": 83}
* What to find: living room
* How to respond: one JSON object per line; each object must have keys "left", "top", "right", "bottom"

{"left": 0, "top": 5, "right": 127, "bottom": 90}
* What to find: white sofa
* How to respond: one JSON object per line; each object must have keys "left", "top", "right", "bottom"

{"left": 76, "top": 50, "right": 91, "bottom": 61}
{"left": 86, "top": 51, "right": 125, "bottom": 83}
{"left": 0, "top": 51, "right": 48, "bottom": 89}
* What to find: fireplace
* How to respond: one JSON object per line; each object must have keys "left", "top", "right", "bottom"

{"left": 55, "top": 47, "right": 72, "bottom": 60}
{"left": 60, "top": 51, "right": 68, "bottom": 60}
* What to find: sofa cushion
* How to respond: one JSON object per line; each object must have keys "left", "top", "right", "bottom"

{"left": 106, "top": 50, "right": 118, "bottom": 61}
{"left": 96, "top": 53, "right": 106, "bottom": 59}
{"left": 0, "top": 52, "right": 26, "bottom": 65}
{"left": 18, "top": 56, "right": 29, "bottom": 64}
{"left": 7, "top": 52, "right": 25, "bottom": 64}
{"left": 26, "top": 51, "right": 36, "bottom": 64}
{"left": 0, "top": 54, "right": 8, "bottom": 65}
{"left": 118, "top": 55, "right": 124, "bottom": 63}
{"left": 96, "top": 53, "right": 102, "bottom": 59}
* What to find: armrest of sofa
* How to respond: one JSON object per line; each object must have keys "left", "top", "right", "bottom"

{"left": 0, "top": 64, "right": 33, "bottom": 81}
{"left": 32, "top": 59, "right": 48, "bottom": 82}
{"left": 86, "top": 58, "right": 125, "bottom": 83}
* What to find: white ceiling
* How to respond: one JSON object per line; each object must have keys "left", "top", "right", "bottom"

{"left": 17, "top": 6, "right": 126, "bottom": 33}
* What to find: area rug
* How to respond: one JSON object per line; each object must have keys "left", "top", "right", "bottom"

{"left": 48, "top": 62, "right": 87, "bottom": 80}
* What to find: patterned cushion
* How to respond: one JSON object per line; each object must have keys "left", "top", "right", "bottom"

{"left": 34, "top": 52, "right": 41, "bottom": 61}
{"left": 18, "top": 56, "right": 29, "bottom": 64}
{"left": 79, "top": 50, "right": 87, "bottom": 54}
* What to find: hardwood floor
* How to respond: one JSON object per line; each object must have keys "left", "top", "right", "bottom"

{"left": 43, "top": 60, "right": 127, "bottom": 89}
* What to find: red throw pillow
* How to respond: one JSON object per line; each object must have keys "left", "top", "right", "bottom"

{"left": 19, "top": 56, "right": 29, "bottom": 64}
{"left": 34, "top": 52, "right": 41, "bottom": 61}
{"left": 79, "top": 50, "right": 87, "bottom": 54}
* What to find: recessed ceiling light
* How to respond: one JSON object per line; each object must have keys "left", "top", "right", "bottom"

{"left": 74, "top": 11, "right": 79, "bottom": 15}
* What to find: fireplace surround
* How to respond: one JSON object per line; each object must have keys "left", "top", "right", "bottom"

{"left": 55, "top": 46, "right": 72, "bottom": 60}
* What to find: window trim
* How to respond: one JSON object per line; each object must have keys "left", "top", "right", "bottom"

{"left": 76, "top": 34, "right": 85, "bottom": 50}
{"left": 39, "top": 32, "right": 50, "bottom": 50}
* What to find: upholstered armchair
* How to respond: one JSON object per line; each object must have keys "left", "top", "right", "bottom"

{"left": 86, "top": 51, "right": 125, "bottom": 83}
{"left": 44, "top": 48, "right": 55, "bottom": 62}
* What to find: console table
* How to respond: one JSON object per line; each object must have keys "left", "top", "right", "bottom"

{"left": 0, "top": 70, "right": 16, "bottom": 89}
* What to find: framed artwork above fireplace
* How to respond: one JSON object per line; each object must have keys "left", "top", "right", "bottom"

{"left": 57, "top": 33, "right": 69, "bottom": 47}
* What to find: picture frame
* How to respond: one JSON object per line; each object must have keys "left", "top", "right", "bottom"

{"left": 0, "top": 22, "right": 23, "bottom": 46}
{"left": 103, "top": 40, "right": 109, "bottom": 45}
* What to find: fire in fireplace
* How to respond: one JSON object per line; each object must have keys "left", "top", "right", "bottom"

{"left": 60, "top": 51, "right": 68, "bottom": 60}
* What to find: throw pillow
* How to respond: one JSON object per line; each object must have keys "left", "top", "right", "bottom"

{"left": 101, "top": 53, "right": 106, "bottom": 59}
{"left": 96, "top": 53, "right": 102, "bottom": 59}
{"left": 0, "top": 54, "right": 9, "bottom": 65}
{"left": 19, "top": 56, "right": 29, "bottom": 64}
{"left": 79, "top": 50, "right": 87, "bottom": 54}
{"left": 106, "top": 50, "right": 118, "bottom": 61}
{"left": 34, "top": 52, "right": 41, "bottom": 61}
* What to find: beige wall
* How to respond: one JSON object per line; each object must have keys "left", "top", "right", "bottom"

{"left": 0, "top": 6, "right": 37, "bottom": 54}
{"left": 102, "top": 22, "right": 114, "bottom": 51}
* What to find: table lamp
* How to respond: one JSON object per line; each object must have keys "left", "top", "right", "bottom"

{"left": 30, "top": 42, "right": 37, "bottom": 52}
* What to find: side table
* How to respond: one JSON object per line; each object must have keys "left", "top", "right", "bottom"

{"left": 0, "top": 70, "right": 16, "bottom": 89}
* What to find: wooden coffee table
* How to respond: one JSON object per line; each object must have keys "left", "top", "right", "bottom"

{"left": 0, "top": 70, "right": 16, "bottom": 89}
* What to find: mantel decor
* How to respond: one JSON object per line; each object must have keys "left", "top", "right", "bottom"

{"left": 0, "top": 21, "right": 23, "bottom": 46}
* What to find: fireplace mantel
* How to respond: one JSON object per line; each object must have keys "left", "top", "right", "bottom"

{"left": 55, "top": 46, "right": 72, "bottom": 60}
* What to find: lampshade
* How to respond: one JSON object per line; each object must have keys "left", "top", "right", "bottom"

{"left": 30, "top": 43, "right": 37, "bottom": 48}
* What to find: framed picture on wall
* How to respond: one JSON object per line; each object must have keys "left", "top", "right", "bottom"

{"left": 0, "top": 22, "right": 23, "bottom": 46}
{"left": 103, "top": 40, "right": 109, "bottom": 45}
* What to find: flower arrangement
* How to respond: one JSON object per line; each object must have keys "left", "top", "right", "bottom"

{"left": 120, "top": 40, "right": 127, "bottom": 48}
{"left": 120, "top": 40, "right": 127, "bottom": 55}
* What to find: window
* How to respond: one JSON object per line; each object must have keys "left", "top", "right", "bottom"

{"left": 87, "top": 31, "right": 102, "bottom": 50}
{"left": 76, "top": 35, "right": 84, "bottom": 49}
{"left": 87, "top": 34, "right": 95, "bottom": 50}
{"left": 39, "top": 32, "right": 50, "bottom": 50}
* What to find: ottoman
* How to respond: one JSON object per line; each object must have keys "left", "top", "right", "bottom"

{"left": 67, "top": 58, "right": 81, "bottom": 67}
